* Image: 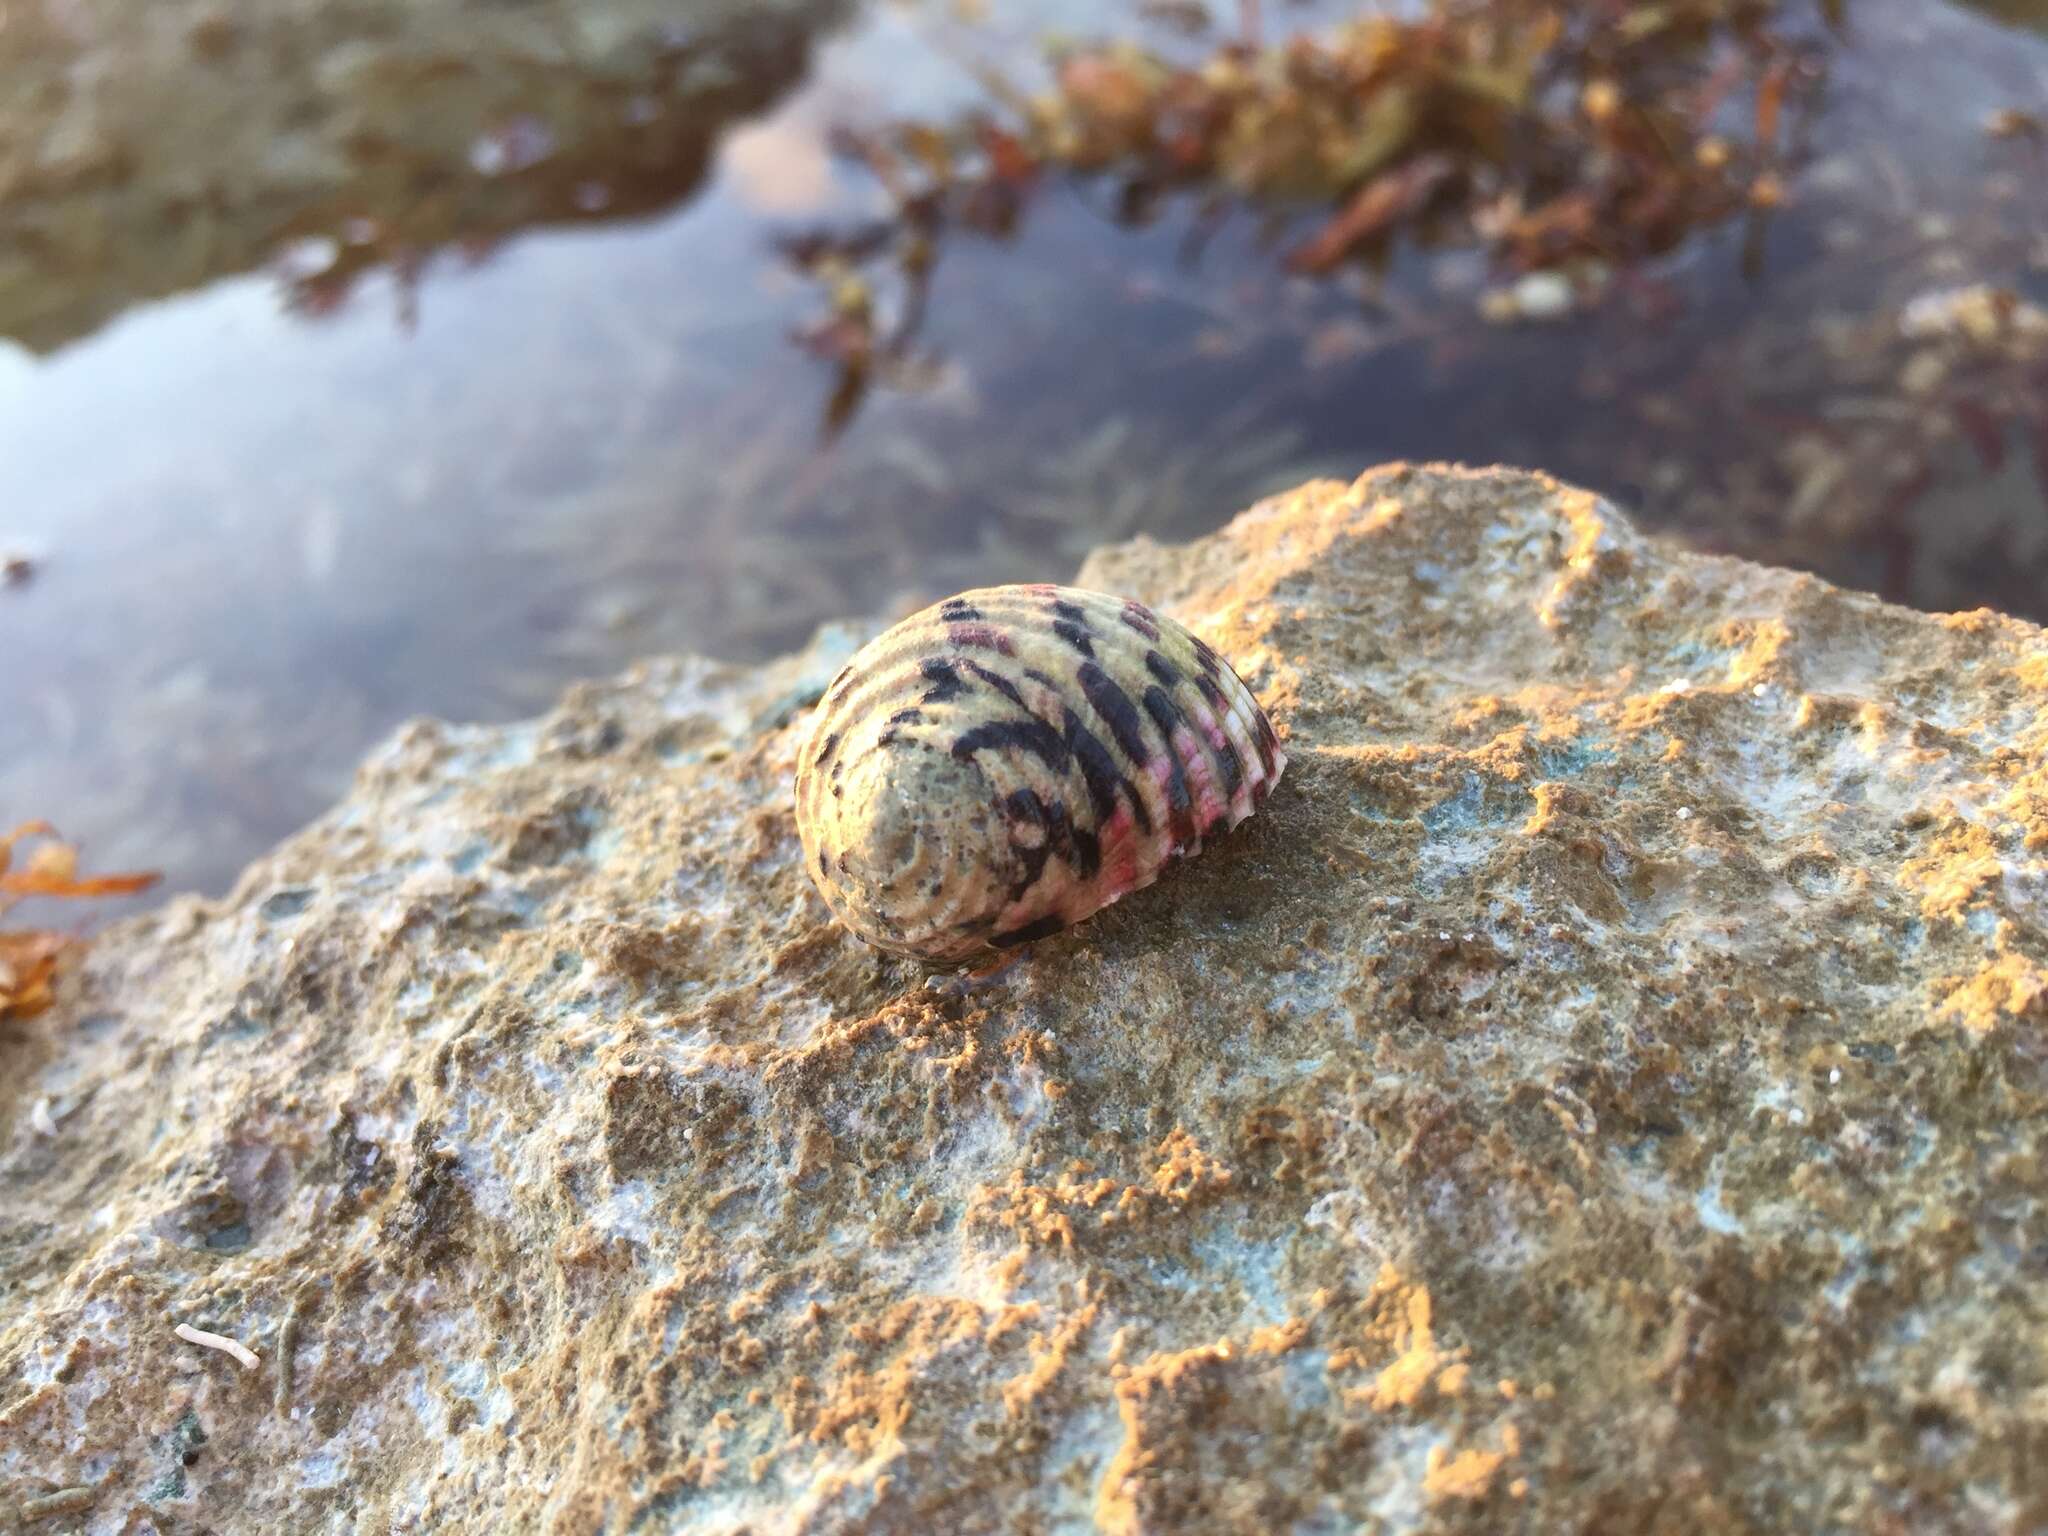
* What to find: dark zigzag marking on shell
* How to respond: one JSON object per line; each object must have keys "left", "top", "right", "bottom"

{"left": 1132, "top": 644, "right": 1242, "bottom": 843}
{"left": 1001, "top": 787, "right": 1095, "bottom": 897}
{"left": 1062, "top": 704, "right": 1150, "bottom": 836}
{"left": 1189, "top": 671, "right": 1246, "bottom": 798}
{"left": 809, "top": 596, "right": 1080, "bottom": 727}
{"left": 1139, "top": 683, "right": 1198, "bottom": 845}
{"left": 819, "top": 586, "right": 1143, "bottom": 717}
{"left": 1077, "top": 660, "right": 1149, "bottom": 767}
{"left": 960, "top": 658, "right": 1027, "bottom": 710}
{"left": 919, "top": 657, "right": 966, "bottom": 704}
{"left": 952, "top": 716, "right": 1067, "bottom": 775}
{"left": 793, "top": 583, "right": 1283, "bottom": 963}
{"left": 948, "top": 623, "right": 1015, "bottom": 655}
{"left": 1052, "top": 620, "right": 1094, "bottom": 657}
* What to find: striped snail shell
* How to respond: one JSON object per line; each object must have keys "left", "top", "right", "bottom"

{"left": 794, "top": 584, "right": 1286, "bottom": 964}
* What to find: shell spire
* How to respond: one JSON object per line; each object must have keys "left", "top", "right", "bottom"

{"left": 794, "top": 584, "right": 1286, "bottom": 963}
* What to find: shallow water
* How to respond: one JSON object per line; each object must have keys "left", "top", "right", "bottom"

{"left": 2, "top": 0, "right": 2046, "bottom": 900}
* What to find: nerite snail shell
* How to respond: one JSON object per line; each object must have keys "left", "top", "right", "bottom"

{"left": 794, "top": 584, "right": 1286, "bottom": 963}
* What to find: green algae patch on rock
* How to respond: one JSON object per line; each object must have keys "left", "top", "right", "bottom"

{"left": 4, "top": 463, "right": 2048, "bottom": 1533}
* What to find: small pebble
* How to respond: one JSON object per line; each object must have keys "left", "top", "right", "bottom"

{"left": 470, "top": 116, "right": 555, "bottom": 176}
{"left": 1479, "top": 271, "right": 1577, "bottom": 323}
{"left": 1478, "top": 288, "right": 1521, "bottom": 324}
{"left": 272, "top": 236, "right": 339, "bottom": 280}
{"left": 1898, "top": 351, "right": 1949, "bottom": 396}
{"left": 19, "top": 1485, "right": 96, "bottom": 1520}
{"left": 1509, "top": 271, "right": 1576, "bottom": 322}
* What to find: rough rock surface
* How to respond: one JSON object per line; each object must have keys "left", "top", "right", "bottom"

{"left": 5, "top": 463, "right": 2048, "bottom": 1533}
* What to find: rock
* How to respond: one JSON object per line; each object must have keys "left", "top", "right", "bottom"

{"left": 1897, "top": 282, "right": 2048, "bottom": 347}
{"left": 0, "top": 0, "right": 849, "bottom": 352}
{"left": 4, "top": 463, "right": 2048, "bottom": 1532}
{"left": 1479, "top": 270, "right": 1577, "bottom": 325}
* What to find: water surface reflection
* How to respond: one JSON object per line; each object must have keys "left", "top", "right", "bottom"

{"left": 2, "top": 0, "right": 2045, "bottom": 901}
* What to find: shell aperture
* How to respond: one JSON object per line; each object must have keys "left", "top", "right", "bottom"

{"left": 794, "top": 584, "right": 1286, "bottom": 963}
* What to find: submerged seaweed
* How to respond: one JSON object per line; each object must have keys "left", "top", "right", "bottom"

{"left": 781, "top": 0, "right": 1835, "bottom": 430}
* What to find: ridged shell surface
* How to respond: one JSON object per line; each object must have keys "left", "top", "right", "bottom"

{"left": 794, "top": 584, "right": 1286, "bottom": 963}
